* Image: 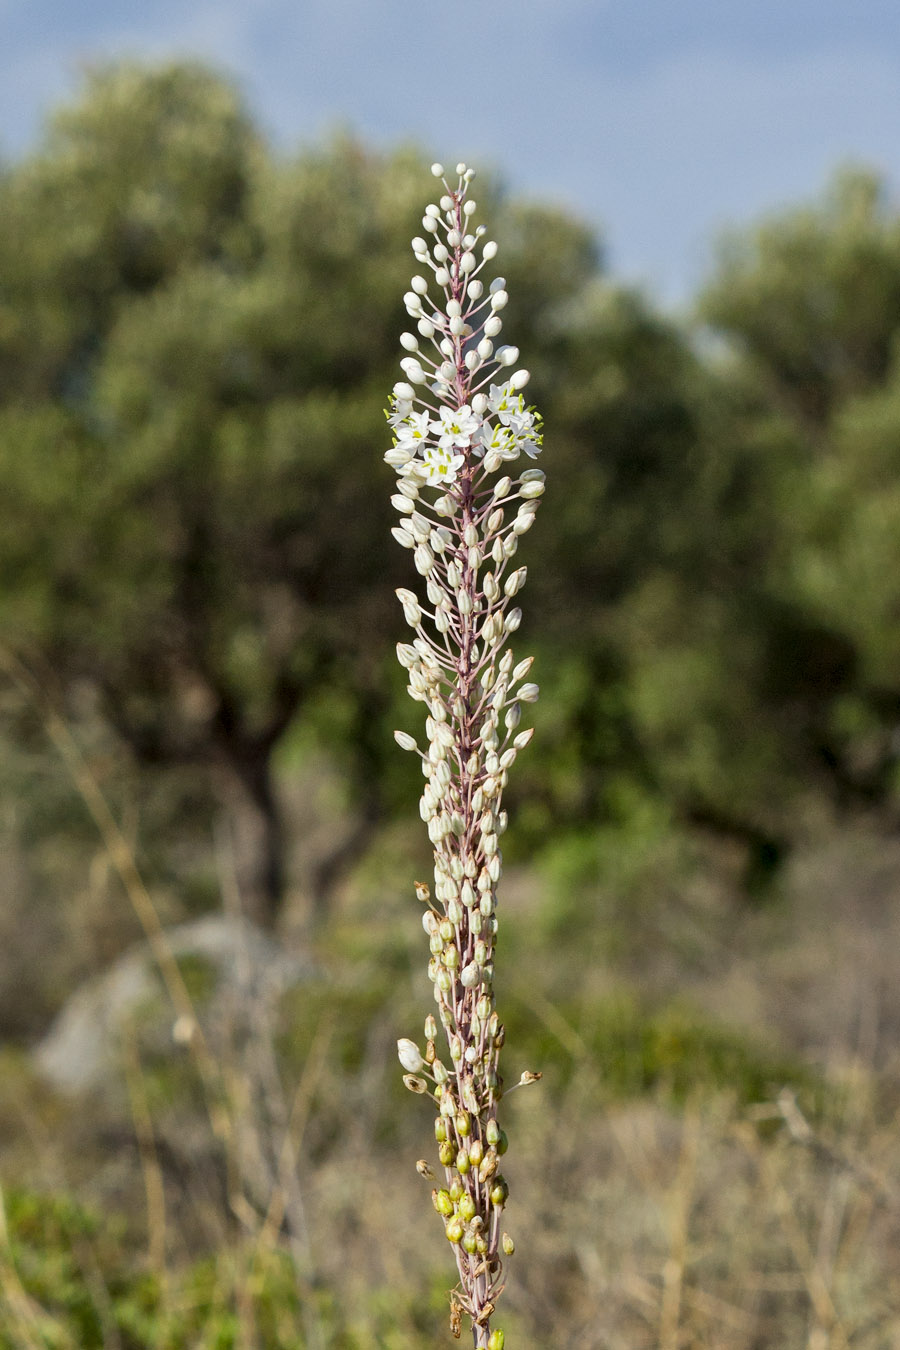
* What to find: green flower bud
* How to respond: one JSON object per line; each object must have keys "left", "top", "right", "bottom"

{"left": 439, "top": 1140, "right": 455, "bottom": 1167}
{"left": 502, "top": 1232, "right": 515, "bottom": 1255}
{"left": 468, "top": 1138, "right": 484, "bottom": 1167}
{"left": 490, "top": 1177, "right": 509, "bottom": 1207}
{"left": 449, "top": 1176, "right": 464, "bottom": 1202}
{"left": 497, "top": 1128, "right": 509, "bottom": 1156}
{"left": 435, "top": 1118, "right": 448, "bottom": 1143}
{"left": 445, "top": 1217, "right": 464, "bottom": 1244}
{"left": 486, "top": 1119, "right": 501, "bottom": 1146}
{"left": 434, "top": 1189, "right": 453, "bottom": 1216}
{"left": 488, "top": 1331, "right": 505, "bottom": 1350}
{"left": 456, "top": 1111, "right": 471, "bottom": 1138}
{"left": 462, "top": 1230, "right": 478, "bottom": 1254}
{"left": 479, "top": 1148, "right": 499, "bottom": 1183}
{"left": 457, "top": 1149, "right": 471, "bottom": 1175}
{"left": 459, "top": 1193, "right": 476, "bottom": 1222}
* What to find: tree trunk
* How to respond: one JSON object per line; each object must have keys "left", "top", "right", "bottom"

{"left": 213, "top": 753, "right": 284, "bottom": 929}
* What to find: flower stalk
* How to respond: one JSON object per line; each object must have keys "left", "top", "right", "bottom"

{"left": 386, "top": 162, "right": 544, "bottom": 1347}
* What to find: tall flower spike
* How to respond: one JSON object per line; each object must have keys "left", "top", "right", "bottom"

{"left": 386, "top": 163, "right": 544, "bottom": 1349}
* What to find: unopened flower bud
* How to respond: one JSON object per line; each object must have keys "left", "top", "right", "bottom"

{"left": 459, "top": 1193, "right": 477, "bottom": 1224}
{"left": 398, "top": 1038, "right": 424, "bottom": 1073}
{"left": 414, "top": 543, "right": 435, "bottom": 575}
{"left": 504, "top": 567, "right": 527, "bottom": 597}
{"left": 391, "top": 525, "right": 415, "bottom": 550}
{"left": 433, "top": 1187, "right": 453, "bottom": 1215}
{"left": 479, "top": 1148, "right": 498, "bottom": 1183}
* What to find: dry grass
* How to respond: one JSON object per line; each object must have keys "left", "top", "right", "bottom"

{"left": 5, "top": 667, "right": 900, "bottom": 1344}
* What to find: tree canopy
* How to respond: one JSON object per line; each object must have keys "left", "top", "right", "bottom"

{"left": 3, "top": 62, "right": 900, "bottom": 927}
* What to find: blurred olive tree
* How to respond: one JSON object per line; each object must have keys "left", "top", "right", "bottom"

{"left": 6, "top": 62, "right": 898, "bottom": 937}
{"left": 696, "top": 169, "right": 900, "bottom": 828}
{"left": 0, "top": 62, "right": 607, "bottom": 926}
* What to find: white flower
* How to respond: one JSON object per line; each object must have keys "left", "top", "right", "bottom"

{"left": 487, "top": 381, "right": 525, "bottom": 425}
{"left": 431, "top": 404, "right": 480, "bottom": 450}
{"left": 421, "top": 442, "right": 465, "bottom": 487}
{"left": 506, "top": 408, "right": 542, "bottom": 458}
{"left": 476, "top": 420, "right": 518, "bottom": 461}
{"left": 387, "top": 398, "right": 414, "bottom": 428}
{"left": 396, "top": 411, "right": 432, "bottom": 451}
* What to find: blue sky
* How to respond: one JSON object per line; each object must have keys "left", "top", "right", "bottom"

{"left": 3, "top": 0, "right": 900, "bottom": 306}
